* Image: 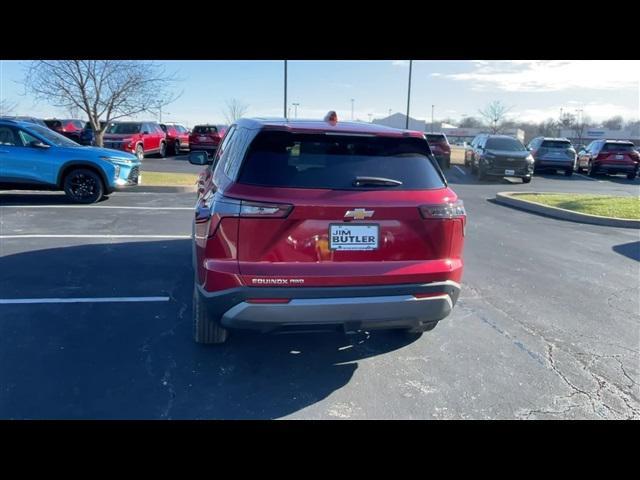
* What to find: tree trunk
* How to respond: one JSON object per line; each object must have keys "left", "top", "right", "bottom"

{"left": 95, "top": 129, "right": 104, "bottom": 148}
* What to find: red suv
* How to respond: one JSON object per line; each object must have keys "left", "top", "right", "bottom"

{"left": 103, "top": 121, "right": 167, "bottom": 160}
{"left": 44, "top": 119, "right": 85, "bottom": 143}
{"left": 188, "top": 113, "right": 465, "bottom": 344}
{"left": 189, "top": 124, "right": 221, "bottom": 156}
{"left": 576, "top": 140, "right": 639, "bottom": 179}
{"left": 160, "top": 123, "right": 190, "bottom": 156}
{"left": 425, "top": 133, "right": 451, "bottom": 170}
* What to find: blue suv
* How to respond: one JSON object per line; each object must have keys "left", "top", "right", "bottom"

{"left": 0, "top": 119, "right": 141, "bottom": 203}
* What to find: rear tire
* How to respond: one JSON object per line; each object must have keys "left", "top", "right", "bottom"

{"left": 564, "top": 169, "right": 573, "bottom": 177}
{"left": 158, "top": 141, "right": 167, "bottom": 158}
{"left": 174, "top": 141, "right": 181, "bottom": 156}
{"left": 587, "top": 161, "right": 597, "bottom": 177}
{"left": 522, "top": 176, "right": 532, "bottom": 184}
{"left": 135, "top": 144, "right": 144, "bottom": 161}
{"left": 63, "top": 168, "right": 104, "bottom": 204}
{"left": 193, "top": 283, "right": 228, "bottom": 344}
{"left": 627, "top": 171, "right": 637, "bottom": 180}
{"left": 477, "top": 163, "right": 486, "bottom": 181}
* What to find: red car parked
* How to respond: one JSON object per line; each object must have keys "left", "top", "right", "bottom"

{"left": 160, "top": 122, "right": 190, "bottom": 156}
{"left": 188, "top": 113, "right": 465, "bottom": 344}
{"left": 44, "top": 119, "right": 85, "bottom": 143}
{"left": 576, "top": 140, "right": 639, "bottom": 179}
{"left": 425, "top": 133, "right": 451, "bottom": 170}
{"left": 103, "top": 121, "right": 167, "bottom": 160}
{"left": 189, "top": 124, "right": 221, "bottom": 156}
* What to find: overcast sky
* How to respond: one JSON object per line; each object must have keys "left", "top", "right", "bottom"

{"left": 1, "top": 60, "right": 638, "bottom": 127}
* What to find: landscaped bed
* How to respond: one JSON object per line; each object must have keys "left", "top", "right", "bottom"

{"left": 514, "top": 193, "right": 640, "bottom": 220}
{"left": 140, "top": 171, "right": 198, "bottom": 186}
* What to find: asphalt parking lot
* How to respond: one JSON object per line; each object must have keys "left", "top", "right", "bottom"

{"left": 1, "top": 167, "right": 638, "bottom": 419}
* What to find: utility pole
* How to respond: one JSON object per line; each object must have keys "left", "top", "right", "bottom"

{"left": 405, "top": 60, "right": 413, "bottom": 129}
{"left": 292, "top": 102, "right": 299, "bottom": 119}
{"left": 284, "top": 60, "right": 288, "bottom": 119}
{"left": 388, "top": 108, "right": 392, "bottom": 117}
{"left": 431, "top": 104, "right": 435, "bottom": 132}
{"left": 351, "top": 98, "right": 355, "bottom": 121}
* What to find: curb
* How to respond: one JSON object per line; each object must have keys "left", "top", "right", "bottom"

{"left": 117, "top": 185, "right": 196, "bottom": 193}
{"left": 495, "top": 192, "right": 640, "bottom": 229}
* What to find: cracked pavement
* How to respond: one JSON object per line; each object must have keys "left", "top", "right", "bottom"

{"left": 0, "top": 168, "right": 638, "bottom": 419}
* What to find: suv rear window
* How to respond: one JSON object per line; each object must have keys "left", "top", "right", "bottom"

{"left": 193, "top": 125, "right": 218, "bottom": 134}
{"left": 485, "top": 137, "right": 526, "bottom": 151}
{"left": 237, "top": 131, "right": 445, "bottom": 190}
{"left": 106, "top": 123, "right": 141, "bottom": 134}
{"left": 602, "top": 142, "right": 635, "bottom": 152}
{"left": 541, "top": 140, "right": 572, "bottom": 149}
{"left": 425, "top": 134, "right": 447, "bottom": 143}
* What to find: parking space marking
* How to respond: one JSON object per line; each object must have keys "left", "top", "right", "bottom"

{"left": 454, "top": 166, "right": 466, "bottom": 175}
{"left": 0, "top": 235, "right": 191, "bottom": 239}
{"left": 574, "top": 173, "right": 598, "bottom": 182}
{"left": 0, "top": 296, "right": 170, "bottom": 305}
{"left": 0, "top": 206, "right": 193, "bottom": 210}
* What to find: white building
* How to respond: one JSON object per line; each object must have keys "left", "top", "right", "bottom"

{"left": 559, "top": 128, "right": 639, "bottom": 146}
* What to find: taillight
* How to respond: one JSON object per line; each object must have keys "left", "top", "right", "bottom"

{"left": 240, "top": 200, "right": 292, "bottom": 218}
{"left": 419, "top": 200, "right": 466, "bottom": 219}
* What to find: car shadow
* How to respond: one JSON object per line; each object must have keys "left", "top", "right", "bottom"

{"left": 612, "top": 241, "right": 640, "bottom": 262}
{"left": 0, "top": 239, "right": 422, "bottom": 419}
{"left": 446, "top": 167, "right": 523, "bottom": 186}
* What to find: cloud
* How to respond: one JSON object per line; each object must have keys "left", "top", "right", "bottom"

{"left": 391, "top": 60, "right": 409, "bottom": 67}
{"left": 440, "top": 60, "right": 640, "bottom": 92}
{"left": 514, "top": 102, "right": 639, "bottom": 123}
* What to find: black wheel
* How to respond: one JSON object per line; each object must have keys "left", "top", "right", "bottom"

{"left": 135, "top": 144, "right": 144, "bottom": 161}
{"left": 564, "top": 169, "right": 573, "bottom": 177}
{"left": 193, "top": 282, "right": 228, "bottom": 344}
{"left": 63, "top": 168, "right": 104, "bottom": 204}
{"left": 522, "top": 176, "right": 532, "bottom": 184}
{"left": 173, "top": 141, "right": 180, "bottom": 156}
{"left": 587, "top": 161, "right": 597, "bottom": 177}
{"left": 627, "top": 171, "right": 637, "bottom": 180}
{"left": 477, "top": 162, "right": 486, "bottom": 180}
{"left": 158, "top": 141, "right": 167, "bottom": 158}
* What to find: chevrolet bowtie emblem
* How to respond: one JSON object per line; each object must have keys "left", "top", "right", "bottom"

{"left": 345, "top": 208, "right": 374, "bottom": 220}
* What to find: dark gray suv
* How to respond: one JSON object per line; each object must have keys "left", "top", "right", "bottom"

{"left": 527, "top": 137, "right": 576, "bottom": 176}
{"left": 470, "top": 135, "right": 534, "bottom": 183}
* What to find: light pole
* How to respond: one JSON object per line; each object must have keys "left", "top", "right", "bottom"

{"left": 284, "top": 60, "right": 288, "bottom": 119}
{"left": 388, "top": 108, "right": 392, "bottom": 117}
{"left": 292, "top": 102, "right": 299, "bottom": 119}
{"left": 351, "top": 98, "right": 355, "bottom": 121}
{"left": 431, "top": 104, "right": 435, "bottom": 132}
{"left": 575, "top": 108, "right": 583, "bottom": 146}
{"left": 405, "top": 60, "right": 413, "bottom": 129}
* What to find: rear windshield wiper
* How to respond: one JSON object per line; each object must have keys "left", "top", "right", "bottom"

{"left": 353, "top": 176, "right": 403, "bottom": 187}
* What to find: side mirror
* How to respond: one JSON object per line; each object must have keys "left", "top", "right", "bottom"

{"left": 189, "top": 150, "right": 212, "bottom": 166}
{"left": 30, "top": 140, "right": 50, "bottom": 149}
{"left": 142, "top": 130, "right": 149, "bottom": 135}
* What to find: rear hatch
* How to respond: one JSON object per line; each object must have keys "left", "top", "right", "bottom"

{"left": 191, "top": 126, "right": 219, "bottom": 146}
{"left": 536, "top": 139, "right": 575, "bottom": 161}
{"left": 426, "top": 134, "right": 450, "bottom": 156}
{"left": 225, "top": 130, "right": 464, "bottom": 288}
{"left": 597, "top": 142, "right": 639, "bottom": 166}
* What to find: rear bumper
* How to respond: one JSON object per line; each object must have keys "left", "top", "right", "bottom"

{"left": 534, "top": 159, "right": 574, "bottom": 169}
{"left": 197, "top": 281, "right": 461, "bottom": 332}
{"left": 594, "top": 163, "right": 637, "bottom": 173}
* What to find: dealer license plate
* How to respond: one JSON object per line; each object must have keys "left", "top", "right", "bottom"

{"left": 329, "top": 224, "right": 379, "bottom": 251}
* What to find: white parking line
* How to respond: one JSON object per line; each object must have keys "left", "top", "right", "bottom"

{"left": 454, "top": 166, "right": 466, "bottom": 175}
{"left": 0, "top": 296, "right": 170, "bottom": 305}
{"left": 574, "top": 173, "right": 598, "bottom": 182}
{"left": 0, "top": 205, "right": 193, "bottom": 210}
{"left": 0, "top": 235, "right": 191, "bottom": 239}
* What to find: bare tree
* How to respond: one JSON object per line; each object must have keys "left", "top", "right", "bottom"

{"left": 458, "top": 116, "right": 484, "bottom": 128}
{"left": 602, "top": 115, "right": 624, "bottom": 130}
{"left": 23, "top": 60, "right": 179, "bottom": 147}
{"left": 537, "top": 118, "right": 558, "bottom": 137}
{"left": 0, "top": 99, "right": 17, "bottom": 116}
{"left": 478, "top": 101, "right": 512, "bottom": 134}
{"left": 222, "top": 99, "right": 249, "bottom": 125}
